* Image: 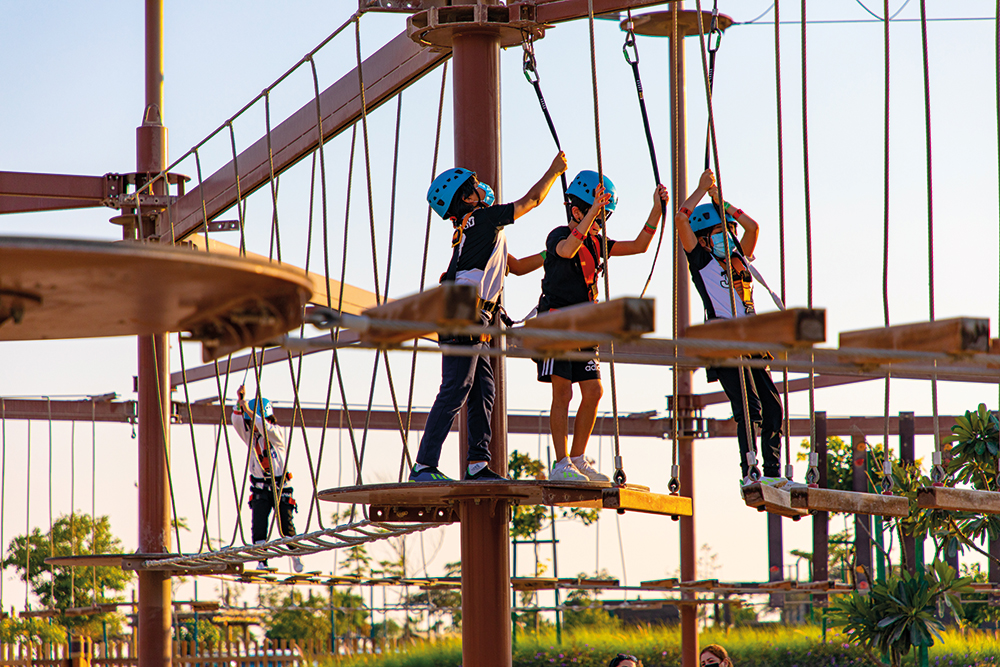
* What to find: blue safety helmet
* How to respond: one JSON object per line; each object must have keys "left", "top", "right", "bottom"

{"left": 427, "top": 168, "right": 476, "bottom": 219}
{"left": 246, "top": 397, "right": 273, "bottom": 422}
{"left": 566, "top": 170, "right": 618, "bottom": 213}
{"left": 689, "top": 203, "right": 736, "bottom": 234}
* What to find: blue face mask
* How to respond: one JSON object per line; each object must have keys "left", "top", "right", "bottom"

{"left": 710, "top": 232, "right": 734, "bottom": 259}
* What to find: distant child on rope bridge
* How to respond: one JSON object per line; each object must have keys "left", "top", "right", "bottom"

{"left": 232, "top": 385, "right": 303, "bottom": 572}
{"left": 409, "top": 152, "right": 568, "bottom": 483}
{"left": 536, "top": 170, "right": 669, "bottom": 482}
{"left": 675, "top": 169, "right": 788, "bottom": 491}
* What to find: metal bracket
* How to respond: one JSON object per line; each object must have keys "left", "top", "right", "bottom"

{"left": 370, "top": 505, "right": 457, "bottom": 523}
{"left": 407, "top": 2, "right": 544, "bottom": 50}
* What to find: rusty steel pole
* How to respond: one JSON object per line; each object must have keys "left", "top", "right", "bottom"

{"left": 136, "top": 1, "right": 171, "bottom": 667}
{"left": 669, "top": 21, "right": 699, "bottom": 667}
{"left": 451, "top": 11, "right": 511, "bottom": 667}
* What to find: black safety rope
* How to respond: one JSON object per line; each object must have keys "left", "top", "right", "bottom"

{"left": 622, "top": 11, "right": 668, "bottom": 301}
{"left": 522, "top": 32, "right": 571, "bottom": 221}
{"left": 703, "top": 0, "right": 724, "bottom": 172}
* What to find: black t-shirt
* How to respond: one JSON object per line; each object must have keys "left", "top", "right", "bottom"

{"left": 454, "top": 203, "right": 515, "bottom": 272}
{"left": 537, "top": 226, "right": 616, "bottom": 312}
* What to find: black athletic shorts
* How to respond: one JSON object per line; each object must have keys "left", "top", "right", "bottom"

{"left": 536, "top": 347, "right": 601, "bottom": 383}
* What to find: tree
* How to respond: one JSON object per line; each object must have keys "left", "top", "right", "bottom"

{"left": 176, "top": 618, "right": 222, "bottom": 645}
{"left": 262, "top": 588, "right": 368, "bottom": 643}
{"left": 0, "top": 617, "right": 66, "bottom": 645}
{"left": 561, "top": 570, "right": 619, "bottom": 632}
{"left": 403, "top": 561, "right": 462, "bottom": 632}
{"left": 3, "top": 513, "right": 132, "bottom": 635}
{"left": 508, "top": 451, "right": 599, "bottom": 539}
{"left": 828, "top": 560, "right": 972, "bottom": 667}
{"left": 796, "top": 435, "right": 888, "bottom": 494}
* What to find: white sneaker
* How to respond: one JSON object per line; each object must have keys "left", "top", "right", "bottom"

{"left": 571, "top": 456, "right": 610, "bottom": 482}
{"left": 551, "top": 458, "right": 588, "bottom": 482}
{"left": 291, "top": 556, "right": 304, "bottom": 573}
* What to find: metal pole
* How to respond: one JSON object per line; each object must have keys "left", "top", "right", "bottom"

{"left": 669, "top": 21, "right": 698, "bottom": 667}
{"left": 812, "top": 412, "right": 829, "bottom": 609}
{"left": 136, "top": 3, "right": 171, "bottom": 667}
{"left": 900, "top": 412, "right": 916, "bottom": 575}
{"left": 852, "top": 433, "right": 872, "bottom": 591}
{"left": 452, "top": 18, "right": 511, "bottom": 667}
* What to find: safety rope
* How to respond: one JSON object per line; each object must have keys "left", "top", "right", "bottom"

{"left": 918, "top": 0, "right": 945, "bottom": 486}
{"left": 703, "top": 0, "right": 724, "bottom": 173}
{"left": 621, "top": 10, "right": 668, "bottom": 301}
{"left": 178, "top": 337, "right": 214, "bottom": 552}
{"left": 148, "top": 341, "right": 185, "bottom": 551}
{"left": 264, "top": 92, "right": 283, "bottom": 264}
{"left": 694, "top": 0, "right": 759, "bottom": 482}
{"left": 880, "top": 0, "right": 895, "bottom": 494}
{"left": 773, "top": 0, "right": 793, "bottom": 481}
{"left": 69, "top": 421, "right": 75, "bottom": 607}
{"left": 995, "top": 0, "right": 1000, "bottom": 490}
{"left": 586, "top": 0, "right": 625, "bottom": 486}
{"left": 521, "top": 32, "right": 570, "bottom": 220}
{"left": 227, "top": 122, "right": 248, "bottom": 258}
{"left": 670, "top": 4, "right": 681, "bottom": 493}
{"left": 403, "top": 62, "right": 449, "bottom": 481}
{"left": 47, "top": 398, "right": 54, "bottom": 604}
{"left": 1, "top": 398, "right": 5, "bottom": 605}
{"left": 24, "top": 419, "right": 30, "bottom": 609}
{"left": 90, "top": 401, "right": 97, "bottom": 602}
{"left": 798, "top": 0, "right": 820, "bottom": 488}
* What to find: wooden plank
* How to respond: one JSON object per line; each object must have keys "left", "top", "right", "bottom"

{"left": 45, "top": 554, "right": 126, "bottom": 567}
{"left": 317, "top": 480, "right": 610, "bottom": 506}
{"left": 683, "top": 308, "right": 826, "bottom": 358}
{"left": 917, "top": 486, "right": 1000, "bottom": 514}
{"left": 602, "top": 486, "right": 692, "bottom": 517}
{"left": 519, "top": 297, "right": 655, "bottom": 351}
{"left": 742, "top": 483, "right": 809, "bottom": 519}
{"left": 358, "top": 283, "right": 480, "bottom": 345}
{"left": 759, "top": 580, "right": 795, "bottom": 590}
{"left": 839, "top": 317, "right": 989, "bottom": 355}
{"left": 185, "top": 236, "right": 380, "bottom": 313}
{"left": 789, "top": 487, "right": 910, "bottom": 517}
{"left": 639, "top": 578, "right": 679, "bottom": 589}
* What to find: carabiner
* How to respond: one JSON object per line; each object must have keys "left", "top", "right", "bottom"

{"left": 622, "top": 30, "right": 639, "bottom": 66}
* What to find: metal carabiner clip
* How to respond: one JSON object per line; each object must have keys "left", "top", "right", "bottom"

{"left": 622, "top": 29, "right": 639, "bottom": 65}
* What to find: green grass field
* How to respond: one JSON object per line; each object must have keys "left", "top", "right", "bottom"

{"left": 326, "top": 624, "right": 1000, "bottom": 667}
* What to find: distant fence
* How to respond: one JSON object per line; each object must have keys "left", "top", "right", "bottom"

{"left": 0, "top": 638, "right": 331, "bottom": 667}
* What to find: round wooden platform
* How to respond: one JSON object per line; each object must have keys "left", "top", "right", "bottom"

{"left": 317, "top": 480, "right": 692, "bottom": 518}
{"left": 0, "top": 236, "right": 312, "bottom": 360}
{"left": 624, "top": 9, "right": 734, "bottom": 38}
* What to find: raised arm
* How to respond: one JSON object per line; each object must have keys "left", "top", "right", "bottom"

{"left": 610, "top": 184, "right": 669, "bottom": 256}
{"left": 674, "top": 169, "right": 715, "bottom": 253}
{"left": 512, "top": 151, "right": 568, "bottom": 220}
{"left": 554, "top": 186, "right": 612, "bottom": 258}
{"left": 507, "top": 252, "right": 545, "bottom": 276}
{"left": 709, "top": 185, "right": 760, "bottom": 258}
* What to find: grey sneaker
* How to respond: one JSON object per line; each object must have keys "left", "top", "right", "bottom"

{"left": 409, "top": 466, "right": 453, "bottom": 482}
{"left": 551, "top": 459, "right": 588, "bottom": 482}
{"left": 572, "top": 456, "right": 610, "bottom": 482}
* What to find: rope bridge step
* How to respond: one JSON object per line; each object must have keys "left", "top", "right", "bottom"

{"left": 683, "top": 308, "right": 826, "bottom": 358}
{"left": 917, "top": 486, "right": 1000, "bottom": 514}
{"left": 789, "top": 486, "right": 910, "bottom": 517}
{"left": 356, "top": 282, "right": 480, "bottom": 345}
{"left": 839, "top": 317, "right": 990, "bottom": 358}
{"left": 516, "top": 297, "right": 655, "bottom": 352}
{"left": 742, "top": 482, "right": 808, "bottom": 519}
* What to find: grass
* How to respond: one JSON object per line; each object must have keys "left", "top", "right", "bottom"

{"left": 322, "top": 624, "right": 1000, "bottom": 667}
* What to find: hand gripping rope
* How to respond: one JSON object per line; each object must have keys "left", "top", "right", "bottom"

{"left": 621, "top": 11, "right": 668, "bottom": 301}
{"left": 522, "top": 32, "right": 571, "bottom": 222}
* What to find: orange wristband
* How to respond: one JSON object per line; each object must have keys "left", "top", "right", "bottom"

{"left": 679, "top": 206, "right": 692, "bottom": 217}
{"left": 571, "top": 228, "right": 585, "bottom": 241}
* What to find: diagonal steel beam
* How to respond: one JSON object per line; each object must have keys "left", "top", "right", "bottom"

{"left": 162, "top": 31, "right": 450, "bottom": 242}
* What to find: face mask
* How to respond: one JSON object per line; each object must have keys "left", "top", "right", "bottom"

{"left": 710, "top": 232, "right": 734, "bottom": 259}
{"left": 479, "top": 182, "right": 495, "bottom": 207}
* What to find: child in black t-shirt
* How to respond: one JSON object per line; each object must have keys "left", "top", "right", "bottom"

{"left": 410, "top": 153, "right": 568, "bottom": 483}
{"left": 536, "top": 170, "right": 668, "bottom": 482}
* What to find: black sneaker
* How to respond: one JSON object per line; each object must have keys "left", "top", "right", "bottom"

{"left": 409, "top": 466, "right": 453, "bottom": 482}
{"left": 464, "top": 466, "right": 508, "bottom": 481}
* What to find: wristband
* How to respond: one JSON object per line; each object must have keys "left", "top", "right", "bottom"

{"left": 571, "top": 228, "right": 585, "bottom": 241}
{"left": 731, "top": 208, "right": 744, "bottom": 219}
{"left": 540, "top": 250, "right": 547, "bottom": 261}
{"left": 679, "top": 206, "right": 692, "bottom": 217}
{"left": 723, "top": 201, "right": 731, "bottom": 211}
{"left": 644, "top": 222, "right": 658, "bottom": 234}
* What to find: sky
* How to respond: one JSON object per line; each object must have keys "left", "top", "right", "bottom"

{"left": 1, "top": 0, "right": 1000, "bottom": 623}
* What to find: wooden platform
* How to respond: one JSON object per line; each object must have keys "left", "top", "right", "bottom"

{"left": 917, "top": 486, "right": 1000, "bottom": 513}
{"left": 789, "top": 486, "right": 910, "bottom": 517}
{"left": 682, "top": 308, "right": 825, "bottom": 358}
{"left": 358, "top": 282, "right": 479, "bottom": 344}
{"left": 742, "top": 483, "right": 808, "bottom": 518}
{"left": 0, "top": 236, "right": 313, "bottom": 361}
{"left": 317, "top": 480, "right": 692, "bottom": 518}
{"left": 517, "top": 297, "right": 655, "bottom": 351}
{"left": 839, "top": 317, "right": 990, "bottom": 356}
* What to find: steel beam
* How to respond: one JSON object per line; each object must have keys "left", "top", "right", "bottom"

{"left": 162, "top": 31, "right": 449, "bottom": 241}
{"left": 0, "top": 171, "right": 121, "bottom": 214}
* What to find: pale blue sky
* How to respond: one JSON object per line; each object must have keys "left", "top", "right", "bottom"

{"left": 2, "top": 1, "right": 999, "bottom": 617}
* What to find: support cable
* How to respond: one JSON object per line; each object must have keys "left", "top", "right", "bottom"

{"left": 621, "top": 10, "right": 669, "bottom": 300}
{"left": 670, "top": 3, "right": 681, "bottom": 492}
{"left": 586, "top": 0, "right": 625, "bottom": 486}
{"left": 694, "top": 0, "right": 759, "bottom": 481}
{"left": 918, "top": 0, "right": 945, "bottom": 486}
{"left": 995, "top": 0, "right": 1000, "bottom": 490}
{"left": 880, "top": 0, "right": 895, "bottom": 494}
{"left": 774, "top": 0, "right": 794, "bottom": 480}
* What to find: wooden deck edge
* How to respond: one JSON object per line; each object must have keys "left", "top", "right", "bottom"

{"left": 917, "top": 486, "right": 1000, "bottom": 513}
{"left": 742, "top": 483, "right": 809, "bottom": 518}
